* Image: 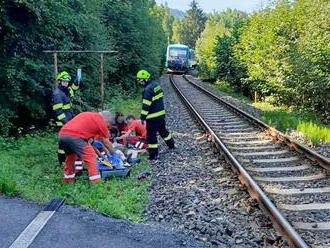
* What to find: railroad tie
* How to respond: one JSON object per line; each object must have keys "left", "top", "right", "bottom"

{"left": 263, "top": 186, "right": 330, "bottom": 195}
{"left": 233, "top": 150, "right": 289, "bottom": 156}
{"left": 254, "top": 173, "right": 326, "bottom": 182}
{"left": 240, "top": 156, "right": 299, "bottom": 163}
{"left": 246, "top": 164, "right": 310, "bottom": 172}
{"left": 292, "top": 221, "right": 330, "bottom": 231}
{"left": 278, "top": 203, "right": 330, "bottom": 211}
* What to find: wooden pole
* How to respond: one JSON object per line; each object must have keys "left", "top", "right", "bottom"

{"left": 254, "top": 91, "right": 258, "bottom": 104}
{"left": 100, "top": 53, "right": 104, "bottom": 111}
{"left": 54, "top": 52, "right": 58, "bottom": 86}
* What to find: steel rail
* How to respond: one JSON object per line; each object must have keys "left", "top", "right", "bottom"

{"left": 169, "top": 75, "right": 309, "bottom": 248}
{"left": 183, "top": 75, "right": 330, "bottom": 170}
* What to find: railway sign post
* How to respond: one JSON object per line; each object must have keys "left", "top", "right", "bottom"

{"left": 44, "top": 50, "right": 118, "bottom": 110}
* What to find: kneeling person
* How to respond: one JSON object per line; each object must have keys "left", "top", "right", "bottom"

{"left": 58, "top": 111, "right": 115, "bottom": 184}
{"left": 118, "top": 114, "right": 148, "bottom": 149}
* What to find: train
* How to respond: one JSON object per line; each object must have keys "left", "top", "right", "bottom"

{"left": 166, "top": 44, "right": 194, "bottom": 74}
{"left": 189, "top": 49, "right": 197, "bottom": 69}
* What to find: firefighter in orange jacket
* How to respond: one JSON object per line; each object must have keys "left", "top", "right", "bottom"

{"left": 137, "top": 70, "right": 175, "bottom": 160}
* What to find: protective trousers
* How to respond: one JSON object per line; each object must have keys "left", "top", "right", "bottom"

{"left": 59, "top": 135, "right": 101, "bottom": 184}
{"left": 56, "top": 127, "right": 66, "bottom": 165}
{"left": 146, "top": 119, "right": 174, "bottom": 160}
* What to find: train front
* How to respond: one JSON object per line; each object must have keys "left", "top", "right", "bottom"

{"left": 166, "top": 44, "right": 189, "bottom": 74}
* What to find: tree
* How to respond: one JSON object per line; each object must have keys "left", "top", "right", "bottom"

{"left": 151, "top": 3, "right": 174, "bottom": 43}
{"left": 214, "top": 21, "right": 247, "bottom": 92}
{"left": 179, "top": 0, "right": 206, "bottom": 48}
{"left": 234, "top": 0, "right": 329, "bottom": 119}
{"left": 0, "top": 0, "right": 168, "bottom": 136}
{"left": 171, "top": 18, "right": 182, "bottom": 43}
{"left": 195, "top": 9, "right": 247, "bottom": 79}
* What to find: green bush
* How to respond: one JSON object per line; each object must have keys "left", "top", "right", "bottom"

{"left": 234, "top": 0, "right": 330, "bottom": 121}
{"left": 0, "top": 0, "right": 168, "bottom": 136}
{"left": 195, "top": 9, "right": 246, "bottom": 80}
{"left": 0, "top": 176, "right": 18, "bottom": 196}
{"left": 197, "top": 1, "right": 329, "bottom": 123}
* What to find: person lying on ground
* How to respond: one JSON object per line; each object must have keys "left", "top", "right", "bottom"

{"left": 58, "top": 111, "right": 115, "bottom": 184}
{"left": 92, "top": 139, "right": 139, "bottom": 164}
{"left": 117, "top": 114, "right": 148, "bottom": 149}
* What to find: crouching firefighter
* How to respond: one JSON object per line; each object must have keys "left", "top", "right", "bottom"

{"left": 58, "top": 111, "right": 115, "bottom": 184}
{"left": 52, "top": 71, "right": 80, "bottom": 165}
{"left": 137, "top": 70, "right": 175, "bottom": 160}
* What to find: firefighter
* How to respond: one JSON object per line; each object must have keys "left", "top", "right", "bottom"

{"left": 137, "top": 70, "right": 175, "bottom": 160}
{"left": 58, "top": 111, "right": 115, "bottom": 184}
{"left": 52, "top": 71, "right": 80, "bottom": 165}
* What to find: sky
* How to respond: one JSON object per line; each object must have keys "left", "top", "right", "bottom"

{"left": 155, "top": 0, "right": 269, "bottom": 13}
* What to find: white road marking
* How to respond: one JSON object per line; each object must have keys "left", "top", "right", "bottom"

{"left": 9, "top": 211, "right": 55, "bottom": 248}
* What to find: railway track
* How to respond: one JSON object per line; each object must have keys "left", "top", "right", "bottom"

{"left": 169, "top": 74, "right": 330, "bottom": 248}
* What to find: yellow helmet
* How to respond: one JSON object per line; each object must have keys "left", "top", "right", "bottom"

{"left": 136, "top": 70, "right": 150, "bottom": 79}
{"left": 56, "top": 71, "right": 71, "bottom": 81}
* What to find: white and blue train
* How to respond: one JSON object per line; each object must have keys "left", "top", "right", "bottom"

{"left": 165, "top": 44, "right": 190, "bottom": 73}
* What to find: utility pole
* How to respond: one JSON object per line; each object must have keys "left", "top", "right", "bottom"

{"left": 100, "top": 53, "right": 104, "bottom": 111}
{"left": 44, "top": 50, "right": 118, "bottom": 111}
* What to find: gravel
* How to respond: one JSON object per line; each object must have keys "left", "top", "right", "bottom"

{"left": 145, "top": 75, "right": 288, "bottom": 248}
{"left": 186, "top": 75, "right": 330, "bottom": 159}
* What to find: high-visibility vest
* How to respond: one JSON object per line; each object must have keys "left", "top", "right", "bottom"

{"left": 52, "top": 84, "right": 79, "bottom": 126}
{"left": 140, "top": 80, "right": 165, "bottom": 120}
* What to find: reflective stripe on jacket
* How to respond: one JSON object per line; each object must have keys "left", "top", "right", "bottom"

{"left": 52, "top": 84, "right": 78, "bottom": 126}
{"left": 140, "top": 80, "right": 165, "bottom": 120}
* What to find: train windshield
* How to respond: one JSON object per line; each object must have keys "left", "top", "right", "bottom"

{"left": 169, "top": 48, "right": 187, "bottom": 59}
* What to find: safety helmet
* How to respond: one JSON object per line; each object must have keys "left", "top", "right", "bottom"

{"left": 136, "top": 70, "right": 150, "bottom": 80}
{"left": 56, "top": 71, "right": 71, "bottom": 81}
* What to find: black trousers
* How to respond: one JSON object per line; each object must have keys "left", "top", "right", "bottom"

{"left": 146, "top": 118, "right": 174, "bottom": 160}
{"left": 55, "top": 126, "right": 66, "bottom": 165}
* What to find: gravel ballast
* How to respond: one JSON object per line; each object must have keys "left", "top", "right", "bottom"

{"left": 185, "top": 75, "right": 330, "bottom": 159}
{"left": 145, "top": 75, "right": 287, "bottom": 247}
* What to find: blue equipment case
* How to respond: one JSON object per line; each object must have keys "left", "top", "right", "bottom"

{"left": 97, "top": 161, "right": 131, "bottom": 178}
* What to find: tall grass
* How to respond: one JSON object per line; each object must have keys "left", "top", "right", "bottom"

{"left": 0, "top": 93, "right": 151, "bottom": 222}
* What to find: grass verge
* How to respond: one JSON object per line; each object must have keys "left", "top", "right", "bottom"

{"left": 0, "top": 93, "right": 150, "bottom": 222}
{"left": 209, "top": 80, "right": 330, "bottom": 145}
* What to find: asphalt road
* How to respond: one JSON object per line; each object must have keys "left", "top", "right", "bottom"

{"left": 0, "top": 196, "right": 212, "bottom": 248}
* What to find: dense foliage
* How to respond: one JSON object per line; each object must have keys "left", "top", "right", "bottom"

{"left": 195, "top": 9, "right": 246, "bottom": 79}
{"left": 171, "top": 0, "right": 206, "bottom": 48}
{"left": 0, "top": 0, "right": 168, "bottom": 136}
{"left": 196, "top": 0, "right": 330, "bottom": 122}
